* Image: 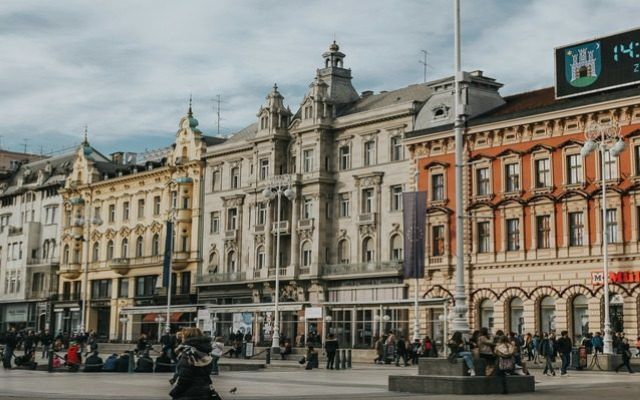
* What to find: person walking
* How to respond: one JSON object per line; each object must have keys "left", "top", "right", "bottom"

{"left": 41, "top": 329, "right": 53, "bottom": 359}
{"left": 324, "top": 334, "right": 339, "bottom": 369}
{"left": 494, "top": 336, "right": 516, "bottom": 394}
{"left": 169, "top": 328, "right": 214, "bottom": 400}
{"left": 592, "top": 332, "right": 604, "bottom": 354}
{"left": 540, "top": 333, "right": 556, "bottom": 376}
{"left": 136, "top": 333, "right": 149, "bottom": 355}
{"left": 531, "top": 333, "right": 540, "bottom": 364}
{"left": 448, "top": 331, "right": 475, "bottom": 376}
{"left": 614, "top": 338, "right": 634, "bottom": 373}
{"left": 411, "top": 338, "right": 422, "bottom": 365}
{"left": 395, "top": 336, "right": 409, "bottom": 367}
{"left": 556, "top": 330, "right": 572, "bottom": 376}
{"left": 23, "top": 331, "right": 36, "bottom": 356}
{"left": 211, "top": 336, "right": 224, "bottom": 376}
{"left": 477, "top": 328, "right": 495, "bottom": 376}
{"left": 635, "top": 336, "right": 640, "bottom": 357}
{"left": 2, "top": 327, "right": 17, "bottom": 369}
{"left": 373, "top": 336, "right": 384, "bottom": 364}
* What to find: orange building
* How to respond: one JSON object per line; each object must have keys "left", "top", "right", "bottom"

{"left": 406, "top": 83, "right": 640, "bottom": 340}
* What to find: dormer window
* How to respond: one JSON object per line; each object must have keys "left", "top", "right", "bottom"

{"left": 432, "top": 105, "right": 450, "bottom": 120}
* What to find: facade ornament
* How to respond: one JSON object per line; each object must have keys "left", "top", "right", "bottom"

{"left": 150, "top": 221, "right": 163, "bottom": 233}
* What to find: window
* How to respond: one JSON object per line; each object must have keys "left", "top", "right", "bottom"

{"left": 121, "top": 238, "right": 129, "bottom": 258}
{"left": 301, "top": 241, "right": 312, "bottom": 266}
{"left": 91, "top": 279, "right": 112, "bottom": 299}
{"left": 432, "top": 225, "right": 445, "bottom": 256}
{"left": 362, "top": 237, "right": 374, "bottom": 262}
{"left": 635, "top": 145, "right": 640, "bottom": 175}
{"left": 153, "top": 196, "right": 161, "bottom": 216}
{"left": 476, "top": 167, "right": 490, "bottom": 196}
{"left": 210, "top": 211, "right": 220, "bottom": 234}
{"left": 391, "top": 185, "right": 403, "bottom": 211}
{"left": 122, "top": 201, "right": 130, "bottom": 220}
{"left": 391, "top": 234, "right": 403, "bottom": 261}
{"left": 108, "top": 204, "right": 115, "bottom": 223}
{"left": 227, "top": 208, "right": 237, "bottom": 230}
{"left": 135, "top": 275, "right": 157, "bottom": 297}
{"left": 339, "top": 146, "right": 350, "bottom": 170}
{"left": 506, "top": 218, "right": 520, "bottom": 251}
{"left": 566, "top": 154, "right": 583, "bottom": 185}
{"left": 231, "top": 167, "right": 240, "bottom": 189}
{"left": 257, "top": 203, "right": 267, "bottom": 225}
{"left": 339, "top": 193, "right": 350, "bottom": 217}
{"left": 106, "top": 240, "right": 114, "bottom": 260}
{"left": 181, "top": 234, "right": 189, "bottom": 252}
{"left": 31, "top": 272, "right": 44, "bottom": 293}
{"left": 569, "top": 211, "right": 584, "bottom": 246}
{"left": 362, "top": 188, "right": 374, "bottom": 213}
{"left": 180, "top": 271, "right": 191, "bottom": 294}
{"left": 118, "top": 278, "right": 129, "bottom": 298}
{"left": 256, "top": 246, "right": 265, "bottom": 269}
{"left": 227, "top": 251, "right": 237, "bottom": 273}
{"left": 303, "top": 149, "right": 314, "bottom": 173}
{"left": 603, "top": 149, "right": 617, "bottom": 180}
{"left": 391, "top": 136, "right": 403, "bottom": 161}
{"left": 136, "top": 199, "right": 144, "bottom": 219}
{"left": 606, "top": 208, "right": 617, "bottom": 243}
{"left": 135, "top": 236, "right": 144, "bottom": 257}
{"left": 536, "top": 215, "right": 551, "bottom": 249}
{"left": 92, "top": 242, "right": 100, "bottom": 262}
{"left": 171, "top": 191, "right": 177, "bottom": 209}
{"left": 338, "top": 240, "right": 349, "bottom": 264}
{"left": 535, "top": 158, "right": 551, "bottom": 188}
{"left": 505, "top": 163, "right": 520, "bottom": 192}
{"left": 259, "top": 159, "right": 269, "bottom": 180}
{"left": 303, "top": 197, "right": 313, "bottom": 219}
{"left": 151, "top": 234, "right": 160, "bottom": 256}
{"left": 364, "top": 140, "right": 375, "bottom": 166}
{"left": 477, "top": 221, "right": 490, "bottom": 253}
{"left": 211, "top": 170, "right": 221, "bottom": 192}
{"left": 432, "top": 173, "right": 444, "bottom": 201}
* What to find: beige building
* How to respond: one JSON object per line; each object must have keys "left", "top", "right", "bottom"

{"left": 56, "top": 108, "right": 223, "bottom": 340}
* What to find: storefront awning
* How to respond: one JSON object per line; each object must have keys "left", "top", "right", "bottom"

{"left": 142, "top": 312, "right": 184, "bottom": 323}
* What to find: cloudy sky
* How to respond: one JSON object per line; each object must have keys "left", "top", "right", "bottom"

{"left": 1, "top": 0, "right": 639, "bottom": 155}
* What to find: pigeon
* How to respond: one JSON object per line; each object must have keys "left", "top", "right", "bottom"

{"left": 229, "top": 387, "right": 237, "bottom": 394}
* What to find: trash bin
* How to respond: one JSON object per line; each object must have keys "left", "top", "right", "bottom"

{"left": 571, "top": 347, "right": 587, "bottom": 370}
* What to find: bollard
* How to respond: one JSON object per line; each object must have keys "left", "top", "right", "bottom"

{"left": 347, "top": 349, "right": 352, "bottom": 368}
{"left": 128, "top": 351, "right": 135, "bottom": 373}
{"left": 334, "top": 350, "right": 341, "bottom": 370}
{"left": 266, "top": 348, "right": 271, "bottom": 365}
{"left": 341, "top": 349, "right": 347, "bottom": 369}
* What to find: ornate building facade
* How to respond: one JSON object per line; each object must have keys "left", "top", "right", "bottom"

{"left": 406, "top": 84, "right": 640, "bottom": 339}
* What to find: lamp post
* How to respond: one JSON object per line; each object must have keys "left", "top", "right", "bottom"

{"left": 119, "top": 315, "right": 128, "bottom": 342}
{"left": 154, "top": 315, "right": 165, "bottom": 342}
{"left": 262, "top": 175, "right": 295, "bottom": 353}
{"left": 580, "top": 121, "right": 625, "bottom": 355}
{"left": 75, "top": 203, "right": 103, "bottom": 334}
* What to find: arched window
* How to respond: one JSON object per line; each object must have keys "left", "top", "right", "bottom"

{"left": 106, "top": 240, "right": 114, "bottom": 260}
{"left": 256, "top": 246, "right": 265, "bottom": 269}
{"left": 73, "top": 248, "right": 80, "bottom": 263}
{"left": 572, "top": 295, "right": 589, "bottom": 338}
{"left": 92, "top": 242, "right": 99, "bottom": 262}
{"left": 362, "top": 237, "right": 374, "bottom": 263}
{"left": 301, "top": 241, "right": 312, "bottom": 267}
{"left": 208, "top": 252, "right": 219, "bottom": 274}
{"left": 151, "top": 234, "right": 160, "bottom": 256}
{"left": 227, "top": 251, "right": 237, "bottom": 273}
{"left": 479, "top": 299, "right": 494, "bottom": 331}
{"left": 509, "top": 297, "right": 524, "bottom": 334}
{"left": 135, "top": 236, "right": 144, "bottom": 257}
{"left": 390, "top": 234, "right": 403, "bottom": 261}
{"left": 337, "top": 240, "right": 349, "bottom": 264}
{"left": 121, "top": 238, "right": 129, "bottom": 258}
{"left": 539, "top": 296, "right": 556, "bottom": 334}
{"left": 63, "top": 244, "right": 70, "bottom": 264}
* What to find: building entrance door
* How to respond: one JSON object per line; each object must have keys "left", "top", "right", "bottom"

{"left": 96, "top": 308, "right": 111, "bottom": 339}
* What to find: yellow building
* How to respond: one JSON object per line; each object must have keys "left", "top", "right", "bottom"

{"left": 55, "top": 106, "right": 221, "bottom": 340}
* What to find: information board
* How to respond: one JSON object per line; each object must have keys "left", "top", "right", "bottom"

{"left": 555, "top": 27, "right": 640, "bottom": 98}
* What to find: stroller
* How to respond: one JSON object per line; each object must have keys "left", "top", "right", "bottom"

{"left": 14, "top": 350, "right": 37, "bottom": 370}
{"left": 65, "top": 343, "right": 82, "bottom": 372}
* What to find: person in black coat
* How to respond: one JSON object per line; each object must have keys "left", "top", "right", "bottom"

{"left": 135, "top": 351, "right": 154, "bottom": 373}
{"left": 169, "top": 328, "right": 214, "bottom": 400}
{"left": 324, "top": 334, "right": 339, "bottom": 369}
{"left": 2, "top": 327, "right": 17, "bottom": 369}
{"left": 84, "top": 351, "right": 104, "bottom": 372}
{"left": 615, "top": 338, "right": 634, "bottom": 373}
{"left": 115, "top": 353, "right": 131, "bottom": 372}
{"left": 395, "top": 337, "right": 409, "bottom": 367}
{"left": 556, "top": 331, "right": 573, "bottom": 376}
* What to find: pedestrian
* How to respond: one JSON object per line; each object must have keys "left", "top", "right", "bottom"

{"left": 477, "top": 327, "right": 495, "bottom": 376}
{"left": 395, "top": 336, "right": 409, "bottom": 367}
{"left": 592, "top": 332, "right": 604, "bottom": 354}
{"left": 556, "top": 330, "right": 572, "bottom": 376}
{"left": 411, "top": 338, "right": 422, "bottom": 365}
{"left": 373, "top": 336, "right": 384, "bottom": 364}
{"left": 160, "top": 328, "right": 176, "bottom": 359}
{"left": 41, "top": 329, "right": 52, "bottom": 359}
{"left": 531, "top": 333, "right": 540, "bottom": 363}
{"left": 169, "top": 327, "right": 215, "bottom": 400}
{"left": 540, "top": 332, "right": 556, "bottom": 376}
{"left": 469, "top": 330, "right": 480, "bottom": 360}
{"left": 635, "top": 336, "right": 640, "bottom": 357}
{"left": 3, "top": 327, "right": 17, "bottom": 369}
{"left": 448, "top": 331, "right": 475, "bottom": 376}
{"left": 324, "top": 333, "right": 339, "bottom": 369}
{"left": 385, "top": 332, "right": 396, "bottom": 364}
{"left": 23, "top": 331, "right": 36, "bottom": 355}
{"left": 86, "top": 331, "right": 98, "bottom": 357}
{"left": 494, "top": 335, "right": 516, "bottom": 394}
{"left": 614, "top": 338, "right": 634, "bottom": 373}
{"left": 211, "top": 336, "right": 224, "bottom": 376}
{"left": 281, "top": 340, "right": 292, "bottom": 360}
{"left": 136, "top": 333, "right": 149, "bottom": 355}
{"left": 524, "top": 333, "right": 533, "bottom": 362}
{"left": 423, "top": 336, "right": 437, "bottom": 357}
{"left": 304, "top": 345, "right": 319, "bottom": 370}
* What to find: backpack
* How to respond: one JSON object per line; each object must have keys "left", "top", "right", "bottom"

{"left": 102, "top": 355, "right": 118, "bottom": 372}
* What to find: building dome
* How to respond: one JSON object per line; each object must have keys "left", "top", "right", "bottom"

{"left": 329, "top": 41, "right": 339, "bottom": 52}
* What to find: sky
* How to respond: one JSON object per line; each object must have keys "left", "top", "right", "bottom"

{"left": 1, "top": 0, "right": 639, "bottom": 155}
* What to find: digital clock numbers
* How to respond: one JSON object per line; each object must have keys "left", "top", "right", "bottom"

{"left": 613, "top": 41, "right": 640, "bottom": 61}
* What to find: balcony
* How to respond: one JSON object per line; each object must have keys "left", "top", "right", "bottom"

{"left": 27, "top": 257, "right": 60, "bottom": 266}
{"left": 196, "top": 271, "right": 247, "bottom": 285}
{"left": 252, "top": 224, "right": 265, "bottom": 234}
{"left": 8, "top": 226, "right": 23, "bottom": 236}
{"left": 298, "top": 219, "right": 314, "bottom": 230}
{"left": 51, "top": 292, "right": 82, "bottom": 302}
{"left": 224, "top": 229, "right": 237, "bottom": 240}
{"left": 172, "top": 251, "right": 189, "bottom": 271}
{"left": 268, "top": 267, "right": 288, "bottom": 277}
{"left": 109, "top": 257, "right": 130, "bottom": 275}
{"left": 60, "top": 262, "right": 82, "bottom": 279}
{"left": 176, "top": 208, "right": 192, "bottom": 221}
{"left": 128, "top": 255, "right": 164, "bottom": 267}
{"left": 357, "top": 213, "right": 376, "bottom": 225}
{"left": 321, "top": 261, "right": 403, "bottom": 279}
{"left": 271, "top": 220, "right": 290, "bottom": 234}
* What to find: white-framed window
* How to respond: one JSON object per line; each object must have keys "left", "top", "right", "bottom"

{"left": 432, "top": 225, "right": 445, "bottom": 256}
{"left": 257, "top": 203, "right": 267, "bottom": 225}
{"left": 391, "top": 185, "right": 403, "bottom": 211}
{"left": 391, "top": 136, "right": 403, "bottom": 161}
{"left": 301, "top": 241, "right": 312, "bottom": 267}
{"left": 535, "top": 158, "right": 551, "bottom": 188}
{"left": 432, "top": 173, "right": 444, "bottom": 201}
{"left": 227, "top": 208, "right": 237, "bottom": 230}
{"left": 606, "top": 208, "right": 617, "bottom": 243}
{"left": 339, "top": 146, "right": 350, "bottom": 170}
{"left": 106, "top": 240, "right": 114, "bottom": 260}
{"left": 153, "top": 196, "right": 161, "bottom": 216}
{"left": 121, "top": 238, "right": 129, "bottom": 258}
{"left": 123, "top": 201, "right": 130, "bottom": 220}
{"left": 210, "top": 211, "right": 220, "bottom": 234}
{"left": 256, "top": 246, "right": 265, "bottom": 269}
{"left": 151, "top": 234, "right": 160, "bottom": 256}
{"left": 390, "top": 234, "right": 403, "bottom": 260}
{"left": 339, "top": 193, "right": 350, "bottom": 217}
{"left": 477, "top": 221, "right": 490, "bottom": 253}
{"left": 505, "top": 163, "right": 520, "bottom": 192}
{"left": 362, "top": 188, "right": 374, "bottom": 213}
{"left": 476, "top": 167, "right": 490, "bottom": 195}
{"left": 536, "top": 215, "right": 551, "bottom": 249}
{"left": 506, "top": 218, "right": 520, "bottom": 251}
{"left": 362, "top": 237, "right": 374, "bottom": 262}
{"left": 108, "top": 204, "right": 115, "bottom": 223}
{"left": 603, "top": 149, "right": 617, "bottom": 180}
{"left": 227, "top": 251, "right": 237, "bottom": 273}
{"left": 231, "top": 167, "right": 240, "bottom": 189}
{"left": 303, "top": 149, "right": 314, "bottom": 173}
{"left": 569, "top": 211, "right": 584, "bottom": 246}
{"left": 259, "top": 158, "right": 269, "bottom": 180}
{"left": 137, "top": 199, "right": 145, "bottom": 219}
{"left": 364, "top": 140, "right": 375, "bottom": 166}
{"left": 211, "top": 170, "right": 221, "bottom": 192}
{"left": 566, "top": 154, "right": 583, "bottom": 185}
{"left": 338, "top": 240, "right": 349, "bottom": 264}
{"left": 303, "top": 197, "right": 313, "bottom": 219}
{"left": 135, "top": 236, "right": 144, "bottom": 257}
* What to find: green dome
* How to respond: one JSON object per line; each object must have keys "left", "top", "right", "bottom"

{"left": 188, "top": 116, "right": 199, "bottom": 128}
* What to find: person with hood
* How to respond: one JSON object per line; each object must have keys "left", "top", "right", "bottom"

{"left": 211, "top": 337, "right": 224, "bottom": 376}
{"left": 614, "top": 337, "right": 634, "bottom": 373}
{"left": 84, "top": 351, "right": 104, "bottom": 372}
{"left": 169, "top": 328, "right": 214, "bottom": 400}
{"left": 494, "top": 335, "right": 517, "bottom": 394}
{"left": 540, "top": 332, "right": 556, "bottom": 376}
{"left": 135, "top": 350, "right": 154, "bottom": 373}
{"left": 102, "top": 354, "right": 118, "bottom": 372}
{"left": 324, "top": 334, "right": 339, "bottom": 369}
{"left": 2, "top": 327, "right": 17, "bottom": 369}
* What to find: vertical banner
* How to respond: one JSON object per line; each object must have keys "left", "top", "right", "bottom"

{"left": 162, "top": 221, "right": 173, "bottom": 288}
{"left": 402, "top": 191, "right": 427, "bottom": 279}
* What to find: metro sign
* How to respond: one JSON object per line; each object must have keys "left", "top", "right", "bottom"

{"left": 591, "top": 271, "right": 640, "bottom": 285}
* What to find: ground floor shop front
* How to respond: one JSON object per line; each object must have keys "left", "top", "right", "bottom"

{"left": 0, "top": 301, "right": 44, "bottom": 332}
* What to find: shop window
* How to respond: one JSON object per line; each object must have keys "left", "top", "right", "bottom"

{"left": 539, "top": 296, "right": 556, "bottom": 334}
{"left": 509, "top": 297, "right": 524, "bottom": 335}
{"left": 479, "top": 299, "right": 494, "bottom": 331}
{"left": 572, "top": 295, "right": 589, "bottom": 339}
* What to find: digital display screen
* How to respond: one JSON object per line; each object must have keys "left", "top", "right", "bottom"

{"left": 555, "top": 27, "right": 640, "bottom": 99}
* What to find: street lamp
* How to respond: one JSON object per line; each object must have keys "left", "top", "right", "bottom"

{"left": 119, "top": 315, "right": 128, "bottom": 342}
{"left": 580, "top": 121, "right": 625, "bottom": 355}
{"left": 76, "top": 207, "right": 103, "bottom": 335}
{"left": 262, "top": 175, "right": 295, "bottom": 353}
{"left": 155, "top": 315, "right": 165, "bottom": 342}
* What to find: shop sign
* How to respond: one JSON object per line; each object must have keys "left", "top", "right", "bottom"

{"left": 197, "top": 309, "right": 210, "bottom": 320}
{"left": 305, "top": 307, "right": 322, "bottom": 319}
{"left": 591, "top": 271, "right": 640, "bottom": 285}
